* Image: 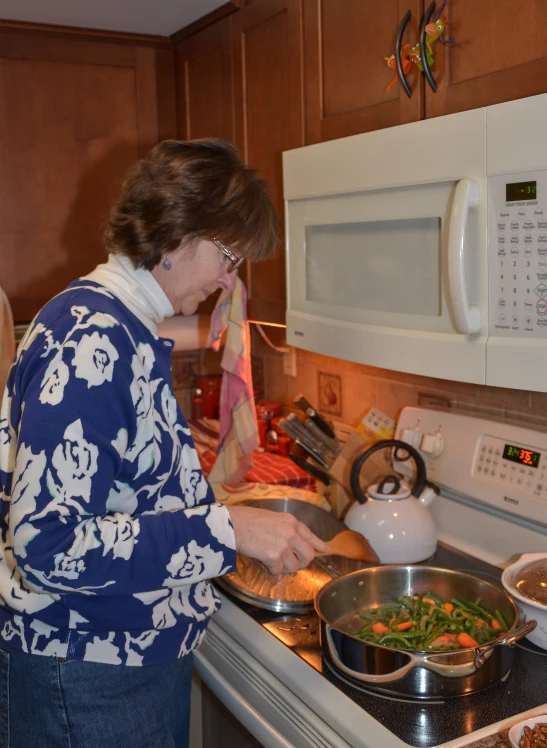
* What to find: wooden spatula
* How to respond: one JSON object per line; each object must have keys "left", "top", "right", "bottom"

{"left": 316, "top": 529, "right": 380, "bottom": 563}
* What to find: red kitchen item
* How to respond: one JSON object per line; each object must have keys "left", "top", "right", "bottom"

{"left": 196, "top": 375, "right": 222, "bottom": 419}
{"left": 191, "top": 388, "right": 204, "bottom": 420}
{"left": 270, "top": 416, "right": 284, "bottom": 435}
{"left": 256, "top": 400, "right": 281, "bottom": 449}
{"left": 257, "top": 418, "right": 269, "bottom": 449}
{"left": 277, "top": 435, "right": 291, "bottom": 457}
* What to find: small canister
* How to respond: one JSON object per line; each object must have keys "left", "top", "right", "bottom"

{"left": 196, "top": 375, "right": 222, "bottom": 419}
{"left": 255, "top": 400, "right": 281, "bottom": 448}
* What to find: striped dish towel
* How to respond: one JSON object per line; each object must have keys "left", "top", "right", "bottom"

{"left": 206, "top": 275, "right": 259, "bottom": 483}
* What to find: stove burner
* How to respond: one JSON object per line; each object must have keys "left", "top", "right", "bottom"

{"left": 322, "top": 657, "right": 445, "bottom": 705}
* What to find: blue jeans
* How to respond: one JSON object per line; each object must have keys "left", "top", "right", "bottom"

{"left": 0, "top": 640, "right": 193, "bottom": 748}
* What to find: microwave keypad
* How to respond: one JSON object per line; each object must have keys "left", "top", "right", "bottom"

{"left": 474, "top": 436, "right": 547, "bottom": 501}
{"left": 489, "top": 170, "right": 547, "bottom": 338}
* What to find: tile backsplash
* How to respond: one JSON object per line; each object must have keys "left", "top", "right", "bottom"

{"left": 251, "top": 328, "right": 547, "bottom": 433}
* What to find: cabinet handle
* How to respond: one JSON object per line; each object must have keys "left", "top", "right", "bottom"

{"left": 395, "top": 10, "right": 412, "bottom": 99}
{"left": 447, "top": 178, "right": 481, "bottom": 335}
{"left": 420, "top": 0, "right": 437, "bottom": 92}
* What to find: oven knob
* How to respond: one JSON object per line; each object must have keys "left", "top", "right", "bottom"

{"left": 401, "top": 427, "right": 422, "bottom": 449}
{"left": 420, "top": 431, "right": 444, "bottom": 458}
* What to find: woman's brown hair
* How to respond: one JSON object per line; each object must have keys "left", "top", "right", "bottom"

{"left": 104, "top": 138, "right": 278, "bottom": 270}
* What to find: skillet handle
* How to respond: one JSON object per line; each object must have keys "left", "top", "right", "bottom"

{"left": 325, "top": 625, "right": 418, "bottom": 684}
{"left": 473, "top": 620, "right": 537, "bottom": 669}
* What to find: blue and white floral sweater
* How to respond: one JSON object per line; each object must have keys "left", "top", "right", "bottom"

{"left": 0, "top": 254, "right": 237, "bottom": 666}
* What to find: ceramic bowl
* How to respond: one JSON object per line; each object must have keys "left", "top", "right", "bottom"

{"left": 501, "top": 553, "right": 547, "bottom": 650}
{"left": 508, "top": 714, "right": 547, "bottom": 748}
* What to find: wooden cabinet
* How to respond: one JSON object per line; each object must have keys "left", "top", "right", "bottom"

{"left": 303, "top": 0, "right": 424, "bottom": 143}
{"left": 175, "top": 16, "right": 234, "bottom": 141}
{"left": 0, "top": 27, "right": 176, "bottom": 322}
{"left": 426, "top": 0, "right": 547, "bottom": 118}
{"left": 233, "top": 0, "right": 304, "bottom": 324}
{"left": 174, "top": 0, "right": 304, "bottom": 324}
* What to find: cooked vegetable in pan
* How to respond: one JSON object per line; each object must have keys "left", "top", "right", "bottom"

{"left": 350, "top": 593, "right": 508, "bottom": 651}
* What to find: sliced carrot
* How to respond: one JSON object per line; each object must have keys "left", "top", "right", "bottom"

{"left": 372, "top": 622, "right": 390, "bottom": 635}
{"left": 444, "top": 603, "right": 454, "bottom": 613}
{"left": 457, "top": 632, "right": 479, "bottom": 648}
{"left": 444, "top": 633, "right": 458, "bottom": 642}
{"left": 491, "top": 619, "right": 502, "bottom": 630}
{"left": 430, "top": 636, "right": 450, "bottom": 647}
{"left": 397, "top": 620, "right": 413, "bottom": 631}
{"left": 422, "top": 597, "right": 436, "bottom": 606}
{"left": 389, "top": 618, "right": 396, "bottom": 624}
{"left": 475, "top": 619, "right": 485, "bottom": 628}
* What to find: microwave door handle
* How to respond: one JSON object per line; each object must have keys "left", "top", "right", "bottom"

{"left": 447, "top": 178, "right": 481, "bottom": 335}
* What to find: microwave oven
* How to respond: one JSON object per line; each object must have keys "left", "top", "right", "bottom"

{"left": 283, "top": 93, "right": 547, "bottom": 392}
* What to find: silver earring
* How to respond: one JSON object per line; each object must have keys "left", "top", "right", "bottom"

{"left": 162, "top": 257, "right": 172, "bottom": 270}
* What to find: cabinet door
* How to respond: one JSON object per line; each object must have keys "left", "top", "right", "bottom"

{"left": 175, "top": 16, "right": 234, "bottom": 141}
{"left": 233, "top": 0, "right": 304, "bottom": 324}
{"left": 303, "top": 0, "right": 424, "bottom": 144}
{"left": 0, "top": 30, "right": 169, "bottom": 323}
{"left": 426, "top": 0, "right": 547, "bottom": 118}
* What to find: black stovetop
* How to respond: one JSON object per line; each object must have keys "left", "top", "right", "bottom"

{"left": 217, "top": 544, "right": 547, "bottom": 748}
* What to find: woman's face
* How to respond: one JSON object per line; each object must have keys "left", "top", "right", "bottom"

{"left": 152, "top": 239, "right": 236, "bottom": 315}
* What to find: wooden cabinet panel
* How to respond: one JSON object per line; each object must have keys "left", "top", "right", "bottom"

{"left": 0, "top": 31, "right": 175, "bottom": 322}
{"left": 233, "top": 0, "right": 304, "bottom": 323}
{"left": 426, "top": 0, "right": 547, "bottom": 117}
{"left": 303, "top": 0, "right": 424, "bottom": 143}
{"left": 175, "top": 17, "right": 234, "bottom": 141}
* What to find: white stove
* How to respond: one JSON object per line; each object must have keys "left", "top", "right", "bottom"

{"left": 195, "top": 408, "right": 547, "bottom": 748}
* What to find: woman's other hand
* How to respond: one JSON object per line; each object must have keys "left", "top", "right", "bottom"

{"left": 226, "top": 506, "right": 331, "bottom": 575}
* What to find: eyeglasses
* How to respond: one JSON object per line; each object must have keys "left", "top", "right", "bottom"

{"left": 212, "top": 238, "right": 245, "bottom": 273}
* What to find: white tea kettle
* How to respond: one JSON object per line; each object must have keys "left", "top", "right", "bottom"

{"left": 344, "top": 439, "right": 438, "bottom": 564}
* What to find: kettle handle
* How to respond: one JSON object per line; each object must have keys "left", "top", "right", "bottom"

{"left": 350, "top": 439, "right": 427, "bottom": 504}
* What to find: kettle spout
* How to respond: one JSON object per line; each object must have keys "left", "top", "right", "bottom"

{"left": 419, "top": 483, "right": 439, "bottom": 507}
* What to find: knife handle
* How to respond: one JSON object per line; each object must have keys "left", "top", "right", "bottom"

{"left": 288, "top": 453, "right": 332, "bottom": 487}
{"left": 293, "top": 395, "right": 337, "bottom": 441}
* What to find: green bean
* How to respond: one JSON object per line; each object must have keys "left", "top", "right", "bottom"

{"left": 494, "top": 609, "right": 508, "bottom": 629}
{"left": 398, "top": 596, "right": 415, "bottom": 612}
{"left": 423, "top": 591, "right": 444, "bottom": 605}
{"left": 378, "top": 633, "right": 414, "bottom": 648}
{"left": 422, "top": 624, "right": 449, "bottom": 649}
{"left": 465, "top": 600, "right": 494, "bottom": 622}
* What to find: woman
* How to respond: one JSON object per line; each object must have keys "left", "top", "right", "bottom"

{"left": 0, "top": 139, "right": 330, "bottom": 748}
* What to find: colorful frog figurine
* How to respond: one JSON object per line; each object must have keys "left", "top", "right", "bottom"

{"left": 408, "top": 41, "right": 435, "bottom": 73}
{"left": 384, "top": 44, "right": 412, "bottom": 92}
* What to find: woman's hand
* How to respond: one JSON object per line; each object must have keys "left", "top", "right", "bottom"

{"left": 226, "top": 506, "right": 331, "bottom": 575}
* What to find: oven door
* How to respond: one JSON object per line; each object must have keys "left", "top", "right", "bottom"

{"left": 283, "top": 108, "right": 488, "bottom": 384}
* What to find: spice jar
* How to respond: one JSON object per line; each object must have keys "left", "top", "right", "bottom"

{"left": 196, "top": 375, "right": 222, "bottom": 419}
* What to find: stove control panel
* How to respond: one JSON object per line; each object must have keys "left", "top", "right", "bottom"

{"left": 474, "top": 435, "right": 547, "bottom": 502}
{"left": 395, "top": 407, "right": 547, "bottom": 527}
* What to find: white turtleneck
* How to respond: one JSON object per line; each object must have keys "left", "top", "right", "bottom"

{"left": 82, "top": 253, "right": 174, "bottom": 336}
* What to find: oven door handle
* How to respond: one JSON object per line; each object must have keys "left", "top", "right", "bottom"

{"left": 447, "top": 177, "right": 481, "bottom": 335}
{"left": 195, "top": 652, "right": 294, "bottom": 748}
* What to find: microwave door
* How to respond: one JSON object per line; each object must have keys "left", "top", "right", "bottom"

{"left": 285, "top": 178, "right": 488, "bottom": 384}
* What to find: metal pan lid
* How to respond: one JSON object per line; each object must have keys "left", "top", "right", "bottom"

{"left": 214, "top": 497, "right": 367, "bottom": 614}
{"left": 510, "top": 556, "right": 547, "bottom": 606}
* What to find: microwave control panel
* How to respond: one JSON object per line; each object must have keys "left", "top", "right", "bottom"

{"left": 488, "top": 169, "right": 547, "bottom": 337}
